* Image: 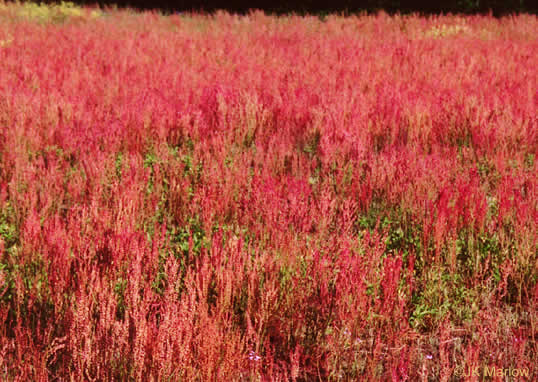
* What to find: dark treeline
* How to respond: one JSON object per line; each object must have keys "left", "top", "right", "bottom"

{"left": 13, "top": 0, "right": 538, "bottom": 15}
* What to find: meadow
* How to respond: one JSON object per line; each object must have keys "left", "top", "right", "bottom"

{"left": 0, "top": 2, "right": 536, "bottom": 380}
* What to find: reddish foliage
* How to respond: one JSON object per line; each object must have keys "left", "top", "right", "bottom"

{"left": 0, "top": 5, "right": 536, "bottom": 380}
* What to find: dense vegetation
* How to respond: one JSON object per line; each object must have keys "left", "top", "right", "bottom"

{"left": 0, "top": 2, "right": 536, "bottom": 380}
{"left": 10, "top": 0, "right": 538, "bottom": 15}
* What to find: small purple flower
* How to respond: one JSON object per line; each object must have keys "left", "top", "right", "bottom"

{"left": 426, "top": 354, "right": 433, "bottom": 360}
{"left": 248, "top": 350, "right": 261, "bottom": 362}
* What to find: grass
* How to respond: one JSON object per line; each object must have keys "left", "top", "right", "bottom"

{"left": 0, "top": 1, "right": 536, "bottom": 380}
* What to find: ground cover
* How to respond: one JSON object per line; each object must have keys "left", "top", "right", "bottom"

{"left": 0, "top": 2, "right": 536, "bottom": 380}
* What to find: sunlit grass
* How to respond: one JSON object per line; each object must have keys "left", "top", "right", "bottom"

{"left": 0, "top": 3, "right": 535, "bottom": 380}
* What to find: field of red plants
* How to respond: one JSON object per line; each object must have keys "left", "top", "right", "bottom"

{"left": 0, "top": 2, "right": 536, "bottom": 380}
